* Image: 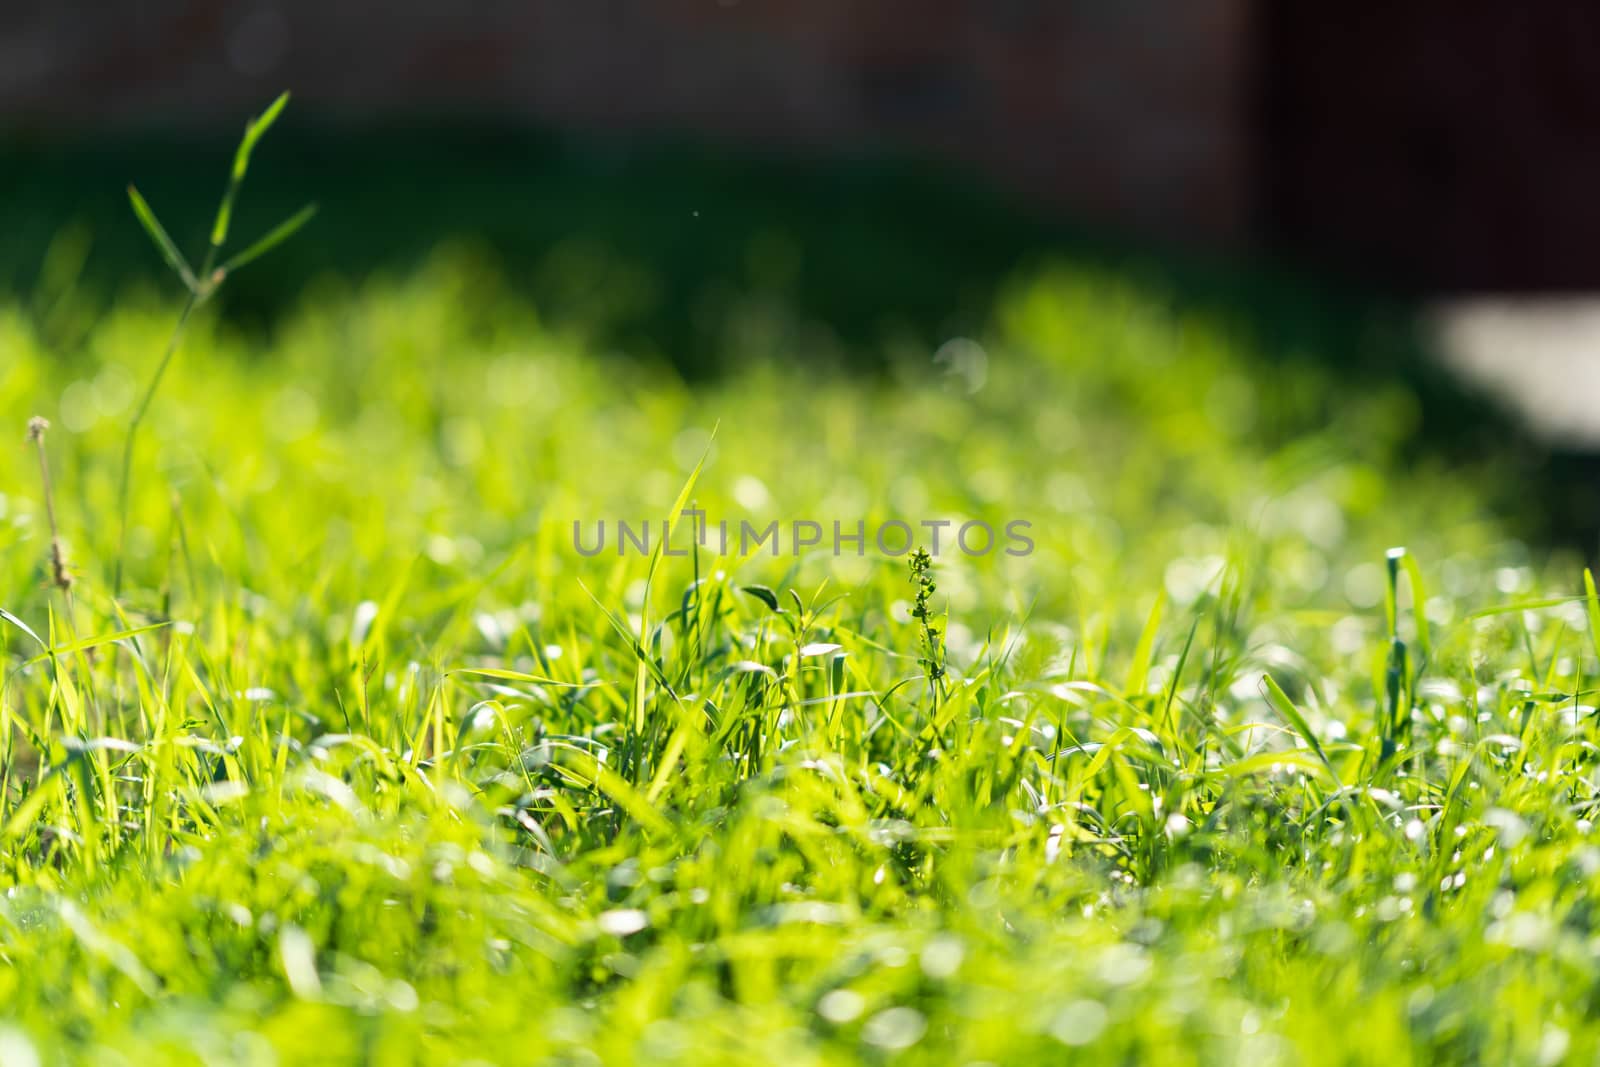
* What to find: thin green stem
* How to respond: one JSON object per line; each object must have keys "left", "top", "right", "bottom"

{"left": 112, "top": 157, "right": 245, "bottom": 598}
{"left": 113, "top": 287, "right": 202, "bottom": 597}
{"left": 111, "top": 98, "right": 308, "bottom": 597}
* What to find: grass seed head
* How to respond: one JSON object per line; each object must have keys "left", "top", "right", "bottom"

{"left": 27, "top": 414, "right": 73, "bottom": 594}
{"left": 909, "top": 547, "right": 945, "bottom": 682}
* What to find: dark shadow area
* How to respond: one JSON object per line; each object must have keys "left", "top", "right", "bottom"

{"left": 1258, "top": 1, "right": 1600, "bottom": 294}
{"left": 1252, "top": 2, "right": 1600, "bottom": 558}
{"left": 2, "top": 122, "right": 1592, "bottom": 552}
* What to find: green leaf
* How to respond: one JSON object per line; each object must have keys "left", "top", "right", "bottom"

{"left": 232, "top": 91, "right": 290, "bottom": 181}
{"left": 255, "top": 91, "right": 290, "bottom": 132}
{"left": 21, "top": 621, "right": 170, "bottom": 667}
{"left": 210, "top": 198, "right": 234, "bottom": 250}
{"left": 1161, "top": 610, "right": 1202, "bottom": 731}
{"left": 449, "top": 666, "right": 606, "bottom": 689}
{"left": 573, "top": 578, "right": 674, "bottom": 694}
{"left": 216, "top": 92, "right": 292, "bottom": 248}
{"left": 1400, "top": 552, "right": 1431, "bottom": 659}
{"left": 1585, "top": 568, "right": 1600, "bottom": 666}
{"left": 1125, "top": 590, "right": 1164, "bottom": 696}
{"left": 1384, "top": 546, "right": 1405, "bottom": 636}
{"left": 1260, "top": 672, "right": 1336, "bottom": 781}
{"left": 1468, "top": 594, "right": 1587, "bottom": 620}
{"left": 219, "top": 203, "right": 318, "bottom": 277}
{"left": 654, "top": 431, "right": 716, "bottom": 582}
{"left": 1216, "top": 748, "right": 1336, "bottom": 782}
{"left": 0, "top": 606, "right": 45, "bottom": 650}
{"left": 1, "top": 766, "right": 64, "bottom": 840}
{"left": 740, "top": 585, "right": 781, "bottom": 613}
{"left": 126, "top": 186, "right": 197, "bottom": 291}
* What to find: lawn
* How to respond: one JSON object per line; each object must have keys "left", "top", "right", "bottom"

{"left": 0, "top": 111, "right": 1594, "bottom": 1064}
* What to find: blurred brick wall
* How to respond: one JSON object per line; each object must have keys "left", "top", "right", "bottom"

{"left": 0, "top": 0, "right": 1254, "bottom": 246}
{"left": 1262, "top": 1, "right": 1600, "bottom": 292}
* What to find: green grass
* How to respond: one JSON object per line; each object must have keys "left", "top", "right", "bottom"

{"left": 0, "top": 127, "right": 1596, "bottom": 1064}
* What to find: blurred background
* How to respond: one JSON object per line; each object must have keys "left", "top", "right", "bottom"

{"left": 3, "top": 1, "right": 1599, "bottom": 541}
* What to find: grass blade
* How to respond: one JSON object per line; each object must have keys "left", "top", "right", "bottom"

{"left": 1125, "top": 590, "right": 1164, "bottom": 696}
{"left": 0, "top": 606, "right": 45, "bottom": 651}
{"left": 1260, "top": 672, "right": 1335, "bottom": 780}
{"left": 21, "top": 621, "right": 171, "bottom": 667}
{"left": 232, "top": 92, "right": 291, "bottom": 181}
{"left": 126, "top": 186, "right": 197, "bottom": 291}
{"left": 1399, "top": 552, "right": 1431, "bottom": 659}
{"left": 219, "top": 203, "right": 318, "bottom": 277}
{"left": 1585, "top": 569, "right": 1600, "bottom": 666}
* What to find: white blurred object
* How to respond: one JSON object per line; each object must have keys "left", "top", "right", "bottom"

{"left": 1431, "top": 297, "right": 1600, "bottom": 446}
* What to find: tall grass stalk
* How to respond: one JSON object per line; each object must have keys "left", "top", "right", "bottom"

{"left": 113, "top": 92, "right": 314, "bottom": 594}
{"left": 26, "top": 417, "right": 71, "bottom": 604}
